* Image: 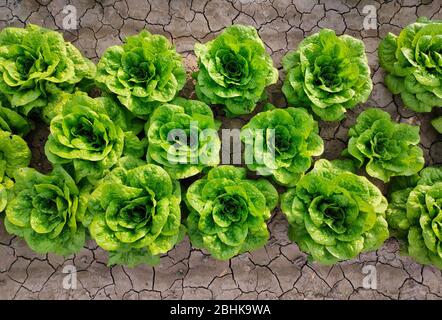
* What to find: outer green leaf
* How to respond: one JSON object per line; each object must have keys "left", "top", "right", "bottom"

{"left": 432, "top": 116, "right": 442, "bottom": 134}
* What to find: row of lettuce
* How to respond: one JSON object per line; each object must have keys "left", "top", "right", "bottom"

{"left": 0, "top": 18, "right": 440, "bottom": 268}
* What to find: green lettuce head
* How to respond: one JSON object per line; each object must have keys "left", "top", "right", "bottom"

{"left": 0, "top": 24, "right": 95, "bottom": 118}
{"left": 96, "top": 30, "right": 186, "bottom": 119}
{"left": 45, "top": 92, "right": 144, "bottom": 183}
{"left": 379, "top": 17, "right": 442, "bottom": 112}
{"left": 86, "top": 159, "right": 184, "bottom": 267}
{"left": 0, "top": 129, "right": 31, "bottom": 212}
{"left": 387, "top": 167, "right": 442, "bottom": 269}
{"left": 281, "top": 159, "right": 389, "bottom": 265}
{"left": 4, "top": 166, "right": 87, "bottom": 256}
{"left": 185, "top": 166, "right": 278, "bottom": 260}
{"left": 194, "top": 24, "right": 278, "bottom": 116}
{"left": 344, "top": 108, "right": 424, "bottom": 182}
{"left": 241, "top": 104, "right": 323, "bottom": 187}
{"left": 282, "top": 29, "right": 372, "bottom": 121}
{"left": 146, "top": 97, "right": 221, "bottom": 179}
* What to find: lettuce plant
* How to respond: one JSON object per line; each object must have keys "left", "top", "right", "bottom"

{"left": 4, "top": 166, "right": 87, "bottom": 256}
{"left": 194, "top": 24, "right": 278, "bottom": 116}
{"left": 240, "top": 104, "right": 323, "bottom": 187}
{"left": 379, "top": 17, "right": 442, "bottom": 113}
{"left": 96, "top": 30, "right": 186, "bottom": 119}
{"left": 86, "top": 159, "right": 184, "bottom": 267}
{"left": 282, "top": 29, "right": 372, "bottom": 121}
{"left": 432, "top": 116, "right": 442, "bottom": 134}
{"left": 387, "top": 167, "right": 442, "bottom": 269}
{"left": 0, "top": 24, "right": 95, "bottom": 118}
{"left": 0, "top": 129, "right": 31, "bottom": 212}
{"left": 281, "top": 160, "right": 389, "bottom": 265}
{"left": 0, "top": 97, "right": 30, "bottom": 136}
{"left": 45, "top": 92, "right": 144, "bottom": 183}
{"left": 344, "top": 108, "right": 424, "bottom": 182}
{"left": 0, "top": 105, "right": 30, "bottom": 136}
{"left": 146, "top": 97, "right": 221, "bottom": 179}
{"left": 186, "top": 166, "right": 278, "bottom": 260}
